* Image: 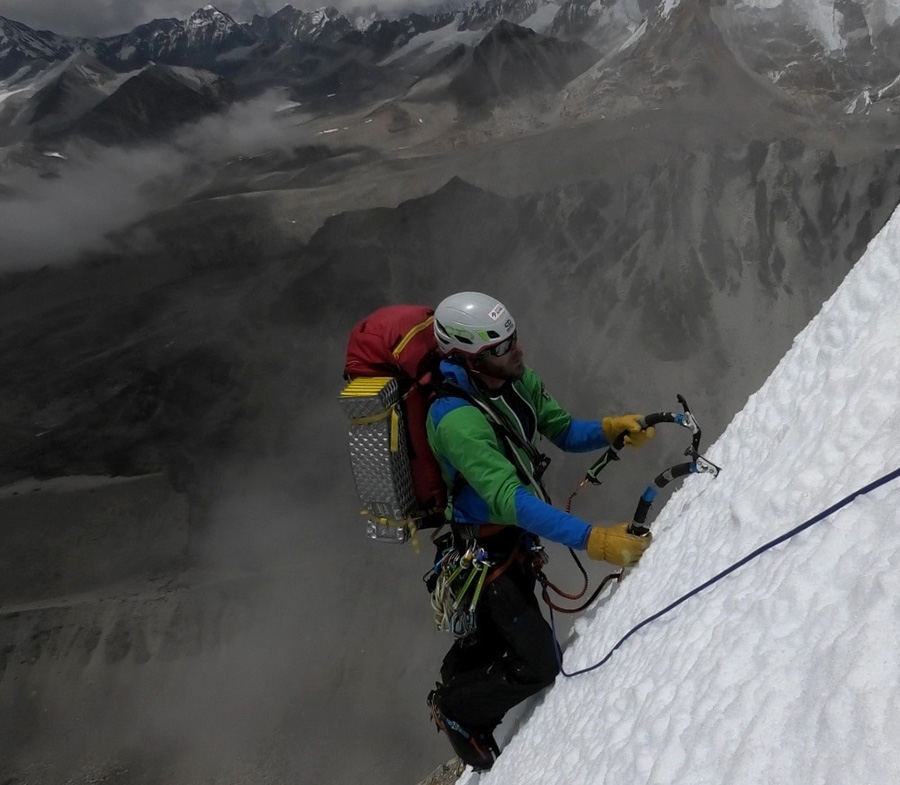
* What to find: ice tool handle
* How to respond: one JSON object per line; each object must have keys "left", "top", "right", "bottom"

{"left": 583, "top": 412, "right": 679, "bottom": 484}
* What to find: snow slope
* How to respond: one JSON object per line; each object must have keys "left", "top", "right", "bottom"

{"left": 378, "top": 3, "right": 560, "bottom": 67}
{"left": 378, "top": 15, "right": 485, "bottom": 66}
{"left": 462, "top": 200, "right": 900, "bottom": 782}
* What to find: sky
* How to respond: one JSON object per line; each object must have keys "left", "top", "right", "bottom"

{"left": 458, "top": 200, "right": 900, "bottom": 783}
{"left": 0, "top": 0, "right": 450, "bottom": 38}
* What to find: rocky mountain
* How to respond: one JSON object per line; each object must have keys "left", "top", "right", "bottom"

{"left": 553, "top": 0, "right": 900, "bottom": 102}
{"left": 458, "top": 0, "right": 542, "bottom": 29}
{"left": 3, "top": 0, "right": 900, "bottom": 140}
{"left": 70, "top": 64, "right": 236, "bottom": 145}
{"left": 4, "top": 0, "right": 900, "bottom": 86}
{"left": 560, "top": 0, "right": 789, "bottom": 122}
{"left": 347, "top": 12, "right": 458, "bottom": 56}
{"left": 91, "top": 6, "right": 257, "bottom": 71}
{"left": 0, "top": 2, "right": 568, "bottom": 145}
{"left": 0, "top": 58, "right": 236, "bottom": 146}
{"left": 549, "top": 0, "right": 643, "bottom": 52}
{"left": 444, "top": 20, "right": 598, "bottom": 108}
{"left": 710, "top": 0, "right": 900, "bottom": 101}
{"left": 0, "top": 55, "right": 121, "bottom": 144}
{"left": 248, "top": 4, "right": 357, "bottom": 44}
{"left": 0, "top": 1, "right": 553, "bottom": 81}
{"left": 0, "top": 15, "right": 78, "bottom": 79}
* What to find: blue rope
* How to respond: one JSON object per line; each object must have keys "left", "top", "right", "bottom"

{"left": 553, "top": 465, "right": 900, "bottom": 678}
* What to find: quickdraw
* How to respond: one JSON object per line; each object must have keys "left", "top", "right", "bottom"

{"left": 429, "top": 545, "right": 494, "bottom": 639}
{"left": 540, "top": 394, "right": 721, "bottom": 613}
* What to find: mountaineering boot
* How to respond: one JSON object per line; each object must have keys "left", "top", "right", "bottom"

{"left": 427, "top": 687, "right": 499, "bottom": 771}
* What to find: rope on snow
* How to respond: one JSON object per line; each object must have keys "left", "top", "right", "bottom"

{"left": 552, "top": 465, "right": 900, "bottom": 678}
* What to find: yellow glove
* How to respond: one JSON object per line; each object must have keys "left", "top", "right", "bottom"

{"left": 586, "top": 523, "right": 651, "bottom": 567}
{"left": 602, "top": 414, "right": 655, "bottom": 448}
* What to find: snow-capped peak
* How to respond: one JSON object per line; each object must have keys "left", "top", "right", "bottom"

{"left": 310, "top": 6, "right": 340, "bottom": 26}
{"left": 188, "top": 5, "right": 235, "bottom": 27}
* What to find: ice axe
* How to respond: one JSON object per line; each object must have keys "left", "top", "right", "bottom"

{"left": 578, "top": 394, "right": 721, "bottom": 535}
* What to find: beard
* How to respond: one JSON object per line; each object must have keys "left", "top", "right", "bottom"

{"left": 497, "top": 359, "right": 526, "bottom": 381}
{"left": 473, "top": 352, "right": 526, "bottom": 383}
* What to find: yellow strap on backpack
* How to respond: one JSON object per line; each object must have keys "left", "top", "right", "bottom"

{"left": 361, "top": 510, "right": 421, "bottom": 552}
{"left": 350, "top": 404, "right": 401, "bottom": 452}
{"left": 392, "top": 315, "right": 434, "bottom": 359}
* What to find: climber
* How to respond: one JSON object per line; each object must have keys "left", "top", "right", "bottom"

{"left": 425, "top": 291, "right": 655, "bottom": 770}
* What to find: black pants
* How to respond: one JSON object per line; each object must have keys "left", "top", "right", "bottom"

{"left": 436, "top": 564, "right": 560, "bottom": 731}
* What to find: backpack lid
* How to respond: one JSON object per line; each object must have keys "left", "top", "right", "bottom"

{"left": 344, "top": 305, "right": 437, "bottom": 382}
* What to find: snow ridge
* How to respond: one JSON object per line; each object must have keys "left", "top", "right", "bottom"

{"left": 466, "top": 204, "right": 900, "bottom": 783}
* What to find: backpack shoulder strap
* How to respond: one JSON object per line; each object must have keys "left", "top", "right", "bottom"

{"left": 435, "top": 381, "right": 551, "bottom": 502}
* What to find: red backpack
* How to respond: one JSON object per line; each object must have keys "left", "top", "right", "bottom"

{"left": 342, "top": 305, "right": 447, "bottom": 542}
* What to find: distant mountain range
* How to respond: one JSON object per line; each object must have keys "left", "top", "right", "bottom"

{"left": 0, "top": 2, "right": 557, "bottom": 78}
{"left": 0, "top": 1, "right": 588, "bottom": 146}
{"left": 3, "top": 0, "right": 900, "bottom": 147}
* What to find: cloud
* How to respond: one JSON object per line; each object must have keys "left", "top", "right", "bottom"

{"left": 0, "top": 91, "right": 302, "bottom": 271}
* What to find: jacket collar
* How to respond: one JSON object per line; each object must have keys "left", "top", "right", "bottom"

{"left": 439, "top": 357, "right": 478, "bottom": 395}
{"left": 439, "top": 357, "right": 518, "bottom": 399}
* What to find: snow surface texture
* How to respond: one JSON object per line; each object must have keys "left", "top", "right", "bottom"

{"left": 461, "top": 203, "right": 900, "bottom": 782}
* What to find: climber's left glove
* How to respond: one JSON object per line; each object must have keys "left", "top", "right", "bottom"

{"left": 602, "top": 414, "right": 655, "bottom": 448}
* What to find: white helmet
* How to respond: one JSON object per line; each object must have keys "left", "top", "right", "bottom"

{"left": 434, "top": 292, "right": 516, "bottom": 356}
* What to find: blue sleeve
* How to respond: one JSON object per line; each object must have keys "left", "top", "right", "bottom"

{"left": 513, "top": 487, "right": 592, "bottom": 549}
{"left": 553, "top": 419, "right": 609, "bottom": 453}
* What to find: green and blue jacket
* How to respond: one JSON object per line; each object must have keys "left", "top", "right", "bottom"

{"left": 426, "top": 359, "right": 608, "bottom": 549}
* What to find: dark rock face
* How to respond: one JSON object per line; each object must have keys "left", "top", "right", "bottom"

{"left": 446, "top": 20, "right": 599, "bottom": 107}
{"left": 3, "top": 141, "right": 898, "bottom": 492}
{"left": 301, "top": 142, "right": 900, "bottom": 428}
{"left": 93, "top": 7, "right": 257, "bottom": 70}
{"left": 351, "top": 12, "right": 456, "bottom": 55}
{"left": 0, "top": 55, "right": 121, "bottom": 143}
{"left": 69, "top": 65, "right": 236, "bottom": 145}
{"left": 28, "top": 58, "right": 116, "bottom": 127}
{"left": 248, "top": 5, "right": 353, "bottom": 44}
{"left": 0, "top": 16, "right": 78, "bottom": 79}
{"left": 458, "top": 0, "right": 540, "bottom": 30}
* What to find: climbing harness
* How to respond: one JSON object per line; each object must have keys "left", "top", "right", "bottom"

{"left": 429, "top": 394, "right": 721, "bottom": 633}
{"left": 537, "top": 395, "right": 720, "bottom": 614}
{"left": 550, "top": 464, "right": 900, "bottom": 678}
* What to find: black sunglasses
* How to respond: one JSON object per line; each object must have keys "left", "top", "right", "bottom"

{"left": 483, "top": 330, "right": 518, "bottom": 357}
